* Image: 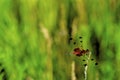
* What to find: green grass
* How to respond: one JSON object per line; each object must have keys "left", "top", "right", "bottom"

{"left": 0, "top": 0, "right": 120, "bottom": 80}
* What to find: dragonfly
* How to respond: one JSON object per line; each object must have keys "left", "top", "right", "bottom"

{"left": 68, "top": 36, "right": 98, "bottom": 66}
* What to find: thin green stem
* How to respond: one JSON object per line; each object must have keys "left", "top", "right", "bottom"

{"left": 84, "top": 52, "right": 91, "bottom": 80}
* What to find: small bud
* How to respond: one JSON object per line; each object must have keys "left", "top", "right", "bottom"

{"left": 69, "top": 38, "right": 72, "bottom": 40}
{"left": 80, "top": 41, "right": 83, "bottom": 43}
{"left": 83, "top": 60, "right": 86, "bottom": 61}
{"left": 95, "top": 62, "right": 98, "bottom": 65}
{"left": 0, "top": 69, "right": 5, "bottom": 73}
{"left": 73, "top": 42, "right": 76, "bottom": 45}
{"left": 84, "top": 64, "right": 87, "bottom": 66}
{"left": 79, "top": 37, "right": 82, "bottom": 39}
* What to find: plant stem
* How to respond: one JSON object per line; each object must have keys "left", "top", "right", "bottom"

{"left": 71, "top": 61, "right": 76, "bottom": 80}
{"left": 84, "top": 52, "right": 91, "bottom": 80}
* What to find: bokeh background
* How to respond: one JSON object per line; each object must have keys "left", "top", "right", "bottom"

{"left": 0, "top": 0, "right": 120, "bottom": 80}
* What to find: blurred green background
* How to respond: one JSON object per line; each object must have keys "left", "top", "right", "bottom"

{"left": 0, "top": 0, "right": 120, "bottom": 80}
